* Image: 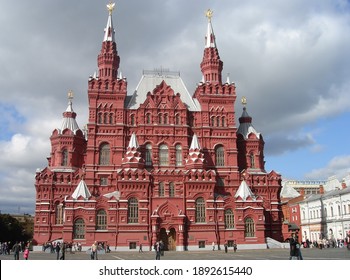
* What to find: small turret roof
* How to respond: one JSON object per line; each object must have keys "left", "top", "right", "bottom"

{"left": 103, "top": 2, "right": 115, "bottom": 42}
{"left": 234, "top": 180, "right": 255, "bottom": 201}
{"left": 128, "top": 132, "right": 139, "bottom": 149}
{"left": 190, "top": 134, "right": 201, "bottom": 150}
{"left": 72, "top": 180, "right": 91, "bottom": 200}
{"left": 60, "top": 92, "right": 80, "bottom": 133}
{"left": 205, "top": 9, "right": 216, "bottom": 48}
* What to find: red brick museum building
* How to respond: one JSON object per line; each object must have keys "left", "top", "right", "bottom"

{"left": 33, "top": 4, "right": 283, "bottom": 251}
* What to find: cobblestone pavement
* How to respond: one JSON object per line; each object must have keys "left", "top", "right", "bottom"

{"left": 0, "top": 247, "right": 349, "bottom": 260}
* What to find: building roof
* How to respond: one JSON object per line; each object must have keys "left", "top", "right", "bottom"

{"left": 237, "top": 107, "right": 260, "bottom": 139}
{"left": 126, "top": 70, "right": 201, "bottom": 112}
{"left": 71, "top": 180, "right": 91, "bottom": 200}
{"left": 234, "top": 180, "right": 256, "bottom": 201}
{"left": 103, "top": 3, "right": 115, "bottom": 42}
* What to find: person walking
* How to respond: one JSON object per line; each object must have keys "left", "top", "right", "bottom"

{"left": 12, "top": 242, "right": 20, "bottom": 260}
{"left": 154, "top": 242, "right": 161, "bottom": 260}
{"left": 59, "top": 242, "right": 66, "bottom": 260}
{"left": 224, "top": 242, "right": 228, "bottom": 253}
{"left": 289, "top": 233, "right": 300, "bottom": 260}
{"left": 233, "top": 241, "right": 237, "bottom": 253}
{"left": 91, "top": 241, "right": 98, "bottom": 260}
{"left": 55, "top": 242, "right": 61, "bottom": 260}
{"left": 23, "top": 246, "right": 30, "bottom": 260}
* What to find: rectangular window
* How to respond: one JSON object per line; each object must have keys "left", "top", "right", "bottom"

{"left": 100, "top": 177, "right": 108, "bottom": 186}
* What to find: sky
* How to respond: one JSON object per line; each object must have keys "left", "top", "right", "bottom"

{"left": 1, "top": 0, "right": 350, "bottom": 215}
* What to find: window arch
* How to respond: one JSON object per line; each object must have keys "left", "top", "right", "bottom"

{"left": 61, "top": 149, "right": 68, "bottom": 166}
{"left": 55, "top": 202, "right": 64, "bottom": 224}
{"left": 244, "top": 217, "right": 255, "bottom": 237}
{"left": 195, "top": 197, "right": 205, "bottom": 223}
{"left": 73, "top": 218, "right": 85, "bottom": 239}
{"left": 215, "top": 145, "right": 225, "bottom": 166}
{"left": 175, "top": 114, "right": 180, "bottom": 125}
{"left": 96, "top": 209, "right": 107, "bottom": 230}
{"left": 224, "top": 209, "right": 234, "bottom": 229}
{"left": 159, "top": 182, "right": 165, "bottom": 197}
{"left": 159, "top": 144, "right": 169, "bottom": 166}
{"left": 175, "top": 144, "right": 182, "bottom": 167}
{"left": 145, "top": 144, "right": 152, "bottom": 166}
{"left": 128, "top": 198, "right": 138, "bottom": 223}
{"left": 146, "top": 113, "right": 151, "bottom": 124}
{"left": 169, "top": 182, "right": 175, "bottom": 197}
{"left": 99, "top": 143, "right": 110, "bottom": 165}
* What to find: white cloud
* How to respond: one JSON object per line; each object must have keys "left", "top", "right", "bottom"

{"left": 305, "top": 155, "right": 350, "bottom": 180}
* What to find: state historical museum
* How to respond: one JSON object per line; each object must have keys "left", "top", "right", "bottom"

{"left": 33, "top": 4, "right": 283, "bottom": 251}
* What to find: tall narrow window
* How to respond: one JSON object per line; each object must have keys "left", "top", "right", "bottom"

{"left": 222, "top": 116, "right": 226, "bottom": 127}
{"left": 99, "top": 143, "right": 110, "bottom": 165}
{"left": 250, "top": 153, "right": 255, "bottom": 168}
{"left": 244, "top": 217, "right": 255, "bottom": 237}
{"left": 215, "top": 145, "right": 225, "bottom": 166}
{"left": 128, "top": 198, "right": 138, "bottom": 223}
{"left": 159, "top": 144, "right": 169, "bottom": 166}
{"left": 104, "top": 113, "right": 108, "bottom": 124}
{"left": 109, "top": 113, "right": 114, "bottom": 124}
{"left": 61, "top": 149, "right": 68, "bottom": 166}
{"left": 224, "top": 209, "right": 234, "bottom": 229}
{"left": 159, "top": 182, "right": 165, "bottom": 197}
{"left": 146, "top": 113, "right": 151, "bottom": 124}
{"left": 175, "top": 144, "right": 182, "bottom": 167}
{"left": 195, "top": 198, "right": 205, "bottom": 223}
{"left": 130, "top": 114, "right": 135, "bottom": 126}
{"left": 158, "top": 114, "right": 162, "bottom": 124}
{"left": 145, "top": 144, "right": 152, "bottom": 166}
{"left": 175, "top": 114, "right": 180, "bottom": 125}
{"left": 169, "top": 182, "right": 175, "bottom": 197}
{"left": 211, "top": 116, "right": 215, "bottom": 126}
{"left": 73, "top": 218, "right": 85, "bottom": 239}
{"left": 55, "top": 203, "right": 64, "bottom": 224}
{"left": 96, "top": 209, "right": 107, "bottom": 230}
{"left": 164, "top": 114, "right": 168, "bottom": 124}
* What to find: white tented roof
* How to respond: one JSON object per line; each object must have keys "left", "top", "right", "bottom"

{"left": 127, "top": 70, "right": 201, "bottom": 112}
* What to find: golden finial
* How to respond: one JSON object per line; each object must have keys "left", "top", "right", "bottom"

{"left": 241, "top": 96, "right": 247, "bottom": 106}
{"left": 68, "top": 90, "right": 74, "bottom": 100}
{"left": 107, "top": 2, "right": 115, "bottom": 15}
{"left": 205, "top": 9, "right": 213, "bottom": 22}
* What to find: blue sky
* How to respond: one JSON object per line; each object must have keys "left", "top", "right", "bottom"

{"left": 0, "top": 0, "right": 350, "bottom": 215}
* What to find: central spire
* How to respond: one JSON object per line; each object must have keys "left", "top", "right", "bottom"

{"left": 200, "top": 9, "right": 223, "bottom": 84}
{"left": 103, "top": 2, "right": 116, "bottom": 42}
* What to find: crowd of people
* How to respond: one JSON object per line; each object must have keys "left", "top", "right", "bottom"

{"left": 0, "top": 241, "right": 31, "bottom": 260}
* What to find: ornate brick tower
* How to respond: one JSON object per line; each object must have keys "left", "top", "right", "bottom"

{"left": 33, "top": 4, "right": 283, "bottom": 250}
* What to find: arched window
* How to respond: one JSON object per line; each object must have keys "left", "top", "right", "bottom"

{"left": 128, "top": 198, "right": 138, "bottom": 223}
{"left": 250, "top": 153, "right": 255, "bottom": 168}
{"left": 159, "top": 144, "right": 169, "bottom": 166}
{"left": 330, "top": 206, "right": 333, "bottom": 217}
{"left": 175, "top": 144, "right": 182, "bottom": 167}
{"left": 164, "top": 114, "right": 168, "bottom": 124}
{"left": 104, "top": 113, "right": 108, "bottom": 124}
{"left": 146, "top": 113, "right": 151, "bottom": 124}
{"left": 73, "top": 218, "right": 85, "bottom": 239}
{"left": 96, "top": 209, "right": 107, "bottom": 230}
{"left": 130, "top": 114, "right": 135, "bottom": 126}
{"left": 216, "top": 116, "right": 220, "bottom": 127}
{"left": 158, "top": 114, "right": 162, "bottom": 124}
{"left": 159, "top": 182, "right": 165, "bottom": 197}
{"left": 145, "top": 144, "right": 152, "bottom": 166}
{"left": 244, "top": 217, "right": 255, "bottom": 237}
{"left": 55, "top": 203, "right": 64, "bottom": 224}
{"left": 222, "top": 116, "right": 226, "bottom": 127}
{"left": 61, "top": 149, "right": 68, "bottom": 166}
{"left": 98, "top": 113, "right": 103, "bottom": 124}
{"left": 324, "top": 207, "right": 327, "bottom": 217}
{"left": 175, "top": 114, "right": 180, "bottom": 125}
{"left": 195, "top": 198, "right": 205, "bottom": 223}
{"left": 109, "top": 113, "right": 114, "bottom": 124}
{"left": 211, "top": 116, "right": 215, "bottom": 126}
{"left": 99, "top": 143, "right": 110, "bottom": 165}
{"left": 224, "top": 209, "right": 234, "bottom": 229}
{"left": 169, "top": 182, "right": 175, "bottom": 197}
{"left": 215, "top": 145, "right": 225, "bottom": 166}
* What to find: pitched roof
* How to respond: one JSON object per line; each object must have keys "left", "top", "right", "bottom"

{"left": 234, "top": 180, "right": 255, "bottom": 201}
{"left": 71, "top": 180, "right": 91, "bottom": 200}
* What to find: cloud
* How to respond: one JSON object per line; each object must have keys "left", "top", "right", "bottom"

{"left": 305, "top": 155, "right": 350, "bottom": 180}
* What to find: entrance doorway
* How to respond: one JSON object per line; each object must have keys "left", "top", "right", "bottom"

{"left": 159, "top": 228, "right": 177, "bottom": 251}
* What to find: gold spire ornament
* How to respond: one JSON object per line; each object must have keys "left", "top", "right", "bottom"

{"left": 107, "top": 2, "right": 115, "bottom": 15}
{"left": 68, "top": 90, "right": 74, "bottom": 100}
{"left": 241, "top": 96, "right": 247, "bottom": 106}
{"left": 205, "top": 9, "right": 213, "bottom": 21}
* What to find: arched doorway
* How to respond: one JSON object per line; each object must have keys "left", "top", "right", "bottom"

{"left": 168, "top": 228, "right": 176, "bottom": 251}
{"left": 159, "top": 228, "right": 177, "bottom": 251}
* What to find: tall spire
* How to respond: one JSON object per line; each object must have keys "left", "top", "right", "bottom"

{"left": 60, "top": 90, "right": 80, "bottom": 133}
{"left": 103, "top": 2, "right": 116, "bottom": 42}
{"left": 200, "top": 9, "right": 223, "bottom": 84}
{"left": 97, "top": 2, "right": 120, "bottom": 79}
{"left": 205, "top": 9, "right": 216, "bottom": 48}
